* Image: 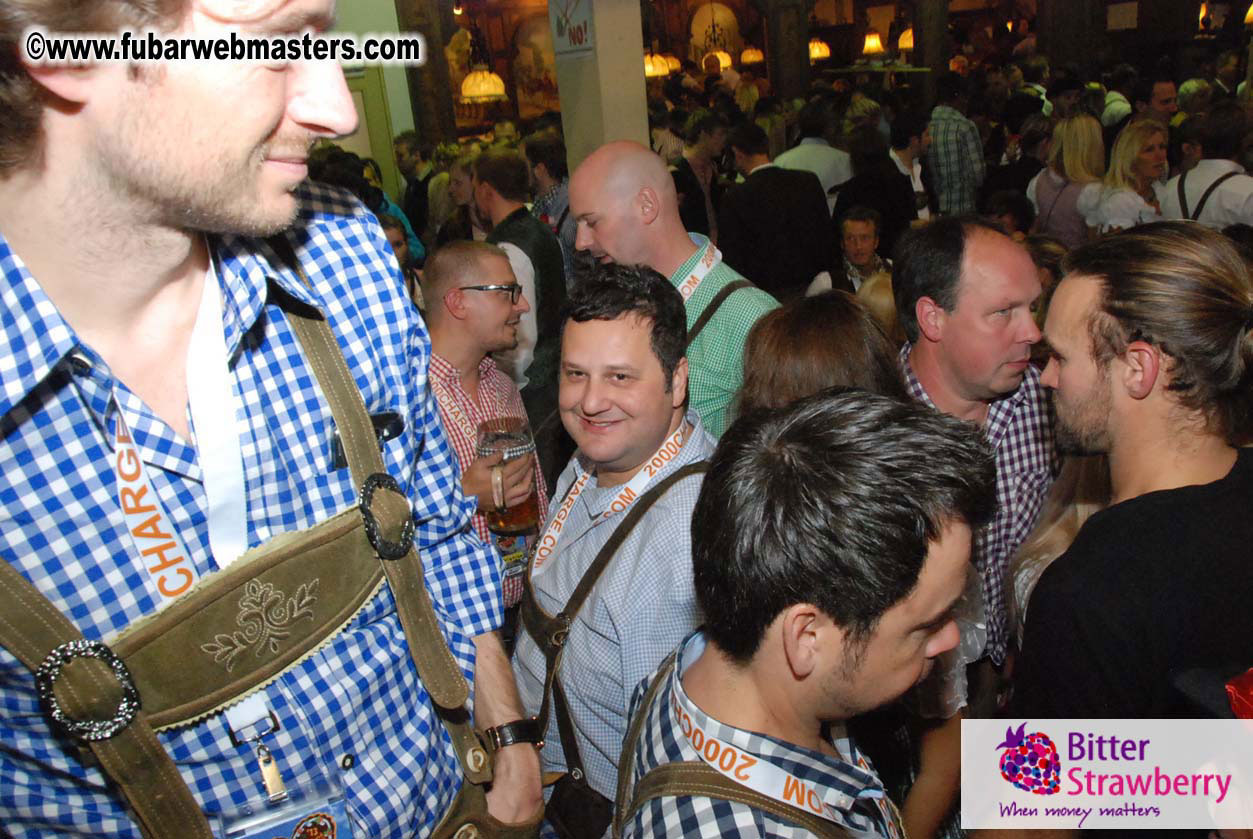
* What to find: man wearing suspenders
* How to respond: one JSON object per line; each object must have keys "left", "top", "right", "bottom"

{"left": 1160, "top": 101, "right": 1253, "bottom": 229}
{"left": 616, "top": 390, "right": 996, "bottom": 839}
{"left": 0, "top": 2, "right": 540, "bottom": 837}
{"left": 510, "top": 264, "right": 716, "bottom": 837}
{"left": 569, "top": 141, "right": 778, "bottom": 438}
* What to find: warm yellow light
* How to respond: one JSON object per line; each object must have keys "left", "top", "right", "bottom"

{"left": 452, "top": 1, "right": 464, "bottom": 14}
{"left": 459, "top": 66, "right": 506, "bottom": 103}
{"left": 703, "top": 49, "right": 732, "bottom": 71}
{"left": 644, "top": 52, "right": 670, "bottom": 77}
{"left": 664, "top": 54, "right": 681, "bottom": 72}
{"left": 898, "top": 27, "right": 914, "bottom": 51}
{"left": 741, "top": 46, "right": 765, "bottom": 65}
{"left": 862, "top": 31, "right": 885, "bottom": 55}
{"left": 1199, "top": 3, "right": 1209, "bottom": 27}
{"left": 808, "top": 38, "right": 831, "bottom": 62}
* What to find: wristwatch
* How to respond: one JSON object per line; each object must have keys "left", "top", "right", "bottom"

{"left": 481, "top": 717, "right": 544, "bottom": 752}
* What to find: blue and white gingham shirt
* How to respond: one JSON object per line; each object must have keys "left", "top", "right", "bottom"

{"left": 0, "top": 182, "right": 502, "bottom": 837}
{"left": 622, "top": 632, "right": 902, "bottom": 839}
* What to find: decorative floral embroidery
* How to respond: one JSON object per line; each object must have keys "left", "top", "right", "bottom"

{"left": 201, "top": 579, "right": 319, "bottom": 672}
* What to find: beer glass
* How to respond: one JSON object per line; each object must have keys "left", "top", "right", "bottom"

{"left": 475, "top": 416, "right": 540, "bottom": 534}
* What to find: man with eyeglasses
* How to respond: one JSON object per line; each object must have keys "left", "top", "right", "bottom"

{"left": 475, "top": 149, "right": 569, "bottom": 491}
{"left": 423, "top": 242, "right": 548, "bottom": 599}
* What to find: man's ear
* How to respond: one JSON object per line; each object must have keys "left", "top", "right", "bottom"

{"left": 915, "top": 296, "right": 947, "bottom": 343}
{"left": 1120, "top": 339, "right": 1161, "bottom": 400}
{"left": 442, "top": 287, "right": 471, "bottom": 321}
{"left": 638, "top": 187, "right": 660, "bottom": 224}
{"left": 779, "top": 603, "right": 824, "bottom": 680}
{"left": 22, "top": 60, "right": 103, "bottom": 109}
{"left": 670, "top": 356, "right": 689, "bottom": 410}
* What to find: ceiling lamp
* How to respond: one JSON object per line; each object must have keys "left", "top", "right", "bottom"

{"left": 704, "top": 49, "right": 732, "bottom": 71}
{"left": 452, "top": 1, "right": 464, "bottom": 14}
{"left": 741, "top": 46, "right": 764, "bottom": 65}
{"left": 898, "top": 27, "right": 914, "bottom": 51}
{"left": 664, "top": 54, "right": 681, "bottom": 72}
{"left": 644, "top": 52, "right": 670, "bottom": 77}
{"left": 460, "top": 65, "right": 507, "bottom": 103}
{"left": 862, "top": 31, "right": 885, "bottom": 55}
{"left": 808, "top": 38, "right": 830, "bottom": 62}
{"left": 1246, "top": 2, "right": 1253, "bottom": 24}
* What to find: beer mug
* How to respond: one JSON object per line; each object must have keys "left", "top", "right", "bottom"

{"left": 475, "top": 416, "right": 540, "bottom": 534}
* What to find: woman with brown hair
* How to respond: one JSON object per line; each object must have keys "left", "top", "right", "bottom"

{"left": 735, "top": 290, "right": 907, "bottom": 417}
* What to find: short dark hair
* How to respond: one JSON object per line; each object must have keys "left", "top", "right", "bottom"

{"left": 394, "top": 130, "right": 433, "bottom": 160}
{"left": 797, "top": 99, "right": 834, "bottom": 139}
{"left": 890, "top": 110, "right": 929, "bottom": 150}
{"left": 985, "top": 190, "right": 1036, "bottom": 234}
{"left": 727, "top": 121, "right": 770, "bottom": 156}
{"left": 892, "top": 216, "right": 1006, "bottom": 342}
{"left": 694, "top": 389, "right": 996, "bottom": 663}
{"left": 1106, "top": 63, "right": 1139, "bottom": 93}
{"left": 841, "top": 206, "right": 882, "bottom": 236}
{"left": 1020, "top": 55, "right": 1050, "bottom": 85}
{"left": 1133, "top": 76, "right": 1175, "bottom": 108}
{"left": 1200, "top": 101, "right": 1248, "bottom": 160}
{"left": 522, "top": 131, "right": 569, "bottom": 180}
{"left": 935, "top": 72, "right": 969, "bottom": 104}
{"left": 684, "top": 110, "right": 729, "bottom": 145}
{"left": 472, "top": 148, "right": 532, "bottom": 203}
{"left": 561, "top": 263, "right": 687, "bottom": 388}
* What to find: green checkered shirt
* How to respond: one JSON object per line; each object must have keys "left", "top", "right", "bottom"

{"left": 668, "top": 236, "right": 779, "bottom": 437}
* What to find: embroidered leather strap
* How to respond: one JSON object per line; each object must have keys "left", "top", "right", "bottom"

{"left": 520, "top": 461, "right": 709, "bottom": 786}
{"left": 612, "top": 652, "right": 850, "bottom": 839}
{"left": 687, "top": 280, "right": 753, "bottom": 347}
{"left": 0, "top": 242, "right": 489, "bottom": 839}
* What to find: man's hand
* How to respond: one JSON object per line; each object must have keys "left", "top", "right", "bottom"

{"left": 485, "top": 743, "right": 543, "bottom": 825}
{"left": 462, "top": 451, "right": 534, "bottom": 512}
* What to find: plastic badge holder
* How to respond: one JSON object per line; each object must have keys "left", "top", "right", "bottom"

{"left": 215, "top": 772, "right": 354, "bottom": 839}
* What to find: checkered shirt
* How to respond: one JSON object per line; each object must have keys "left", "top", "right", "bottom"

{"left": 0, "top": 182, "right": 502, "bottom": 838}
{"left": 668, "top": 237, "right": 779, "bottom": 438}
{"left": 900, "top": 345, "right": 1055, "bottom": 665}
{"left": 429, "top": 353, "right": 549, "bottom": 545}
{"left": 926, "top": 105, "right": 986, "bottom": 215}
{"left": 621, "top": 632, "right": 903, "bottom": 839}
{"left": 512, "top": 413, "right": 716, "bottom": 800}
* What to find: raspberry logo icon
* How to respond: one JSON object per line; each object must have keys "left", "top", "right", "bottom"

{"left": 996, "top": 722, "right": 1061, "bottom": 795}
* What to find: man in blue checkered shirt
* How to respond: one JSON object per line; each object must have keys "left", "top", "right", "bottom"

{"left": 0, "top": 1, "right": 541, "bottom": 836}
{"left": 619, "top": 390, "right": 996, "bottom": 838}
{"left": 926, "top": 73, "right": 986, "bottom": 215}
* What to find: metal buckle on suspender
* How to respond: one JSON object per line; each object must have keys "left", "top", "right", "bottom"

{"left": 34, "top": 639, "right": 141, "bottom": 742}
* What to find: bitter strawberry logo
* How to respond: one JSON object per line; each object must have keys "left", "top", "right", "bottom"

{"left": 997, "top": 722, "right": 1061, "bottom": 795}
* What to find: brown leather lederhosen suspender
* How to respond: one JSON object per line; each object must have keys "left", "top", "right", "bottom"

{"left": 0, "top": 244, "right": 496, "bottom": 838}
{"left": 1178, "top": 169, "right": 1241, "bottom": 221}
{"left": 613, "top": 651, "right": 852, "bottom": 839}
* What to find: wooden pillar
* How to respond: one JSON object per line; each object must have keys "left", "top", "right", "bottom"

{"left": 395, "top": 0, "right": 457, "bottom": 146}
{"left": 760, "top": 0, "right": 812, "bottom": 102}
{"left": 1037, "top": 0, "right": 1103, "bottom": 79}
{"left": 914, "top": 0, "right": 948, "bottom": 112}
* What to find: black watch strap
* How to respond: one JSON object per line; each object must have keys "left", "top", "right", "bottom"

{"left": 482, "top": 717, "right": 543, "bottom": 752}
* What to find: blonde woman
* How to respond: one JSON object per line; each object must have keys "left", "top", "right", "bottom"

{"left": 1026, "top": 114, "right": 1104, "bottom": 248}
{"left": 1010, "top": 454, "right": 1111, "bottom": 647}
{"left": 1079, "top": 119, "right": 1168, "bottom": 233}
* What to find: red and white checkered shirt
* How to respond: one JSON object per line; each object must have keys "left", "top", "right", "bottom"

{"left": 429, "top": 351, "right": 549, "bottom": 547}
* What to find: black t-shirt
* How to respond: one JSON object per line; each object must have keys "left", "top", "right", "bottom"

{"left": 1012, "top": 447, "right": 1253, "bottom": 719}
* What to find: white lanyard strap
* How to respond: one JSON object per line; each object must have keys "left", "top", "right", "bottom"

{"left": 675, "top": 242, "right": 723, "bottom": 302}
{"left": 113, "top": 404, "right": 200, "bottom": 606}
{"left": 186, "top": 261, "right": 248, "bottom": 570}
{"left": 670, "top": 668, "right": 902, "bottom": 836}
{"left": 531, "top": 423, "right": 687, "bottom": 577}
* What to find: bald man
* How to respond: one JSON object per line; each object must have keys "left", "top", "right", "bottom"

{"left": 569, "top": 141, "right": 778, "bottom": 436}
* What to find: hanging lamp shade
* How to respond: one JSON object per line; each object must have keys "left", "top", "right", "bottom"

{"left": 664, "top": 54, "right": 681, "bottom": 72}
{"left": 898, "top": 27, "right": 914, "bottom": 50}
{"left": 740, "top": 46, "right": 764, "bottom": 65}
{"left": 1246, "top": 3, "right": 1253, "bottom": 23}
{"left": 460, "top": 65, "right": 507, "bottom": 103}
{"left": 808, "top": 38, "right": 830, "bottom": 62}
{"left": 703, "top": 49, "right": 732, "bottom": 71}
{"left": 644, "top": 52, "right": 671, "bottom": 77}
{"left": 862, "top": 31, "right": 885, "bottom": 55}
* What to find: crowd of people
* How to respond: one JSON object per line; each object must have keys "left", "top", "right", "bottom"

{"left": 2, "top": 2, "right": 1253, "bottom": 839}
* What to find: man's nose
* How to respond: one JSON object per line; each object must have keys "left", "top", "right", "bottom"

{"left": 287, "top": 58, "right": 358, "bottom": 139}
{"left": 574, "top": 220, "right": 593, "bottom": 252}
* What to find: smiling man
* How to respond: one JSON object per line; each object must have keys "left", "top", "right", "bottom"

{"left": 0, "top": 1, "right": 540, "bottom": 837}
{"left": 512, "top": 263, "right": 716, "bottom": 837}
{"left": 616, "top": 389, "right": 995, "bottom": 839}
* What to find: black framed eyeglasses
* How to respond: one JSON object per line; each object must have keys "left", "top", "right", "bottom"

{"left": 459, "top": 284, "right": 523, "bottom": 304}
